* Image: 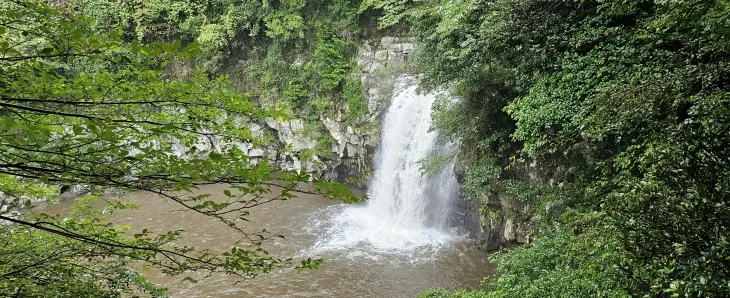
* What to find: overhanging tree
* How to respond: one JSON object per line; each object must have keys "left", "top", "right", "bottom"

{"left": 0, "top": 0, "right": 358, "bottom": 296}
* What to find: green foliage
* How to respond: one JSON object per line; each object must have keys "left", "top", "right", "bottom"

{"left": 343, "top": 77, "right": 367, "bottom": 124}
{"left": 499, "top": 179, "right": 540, "bottom": 203}
{"left": 482, "top": 224, "right": 629, "bottom": 298}
{"left": 412, "top": 0, "right": 730, "bottom": 296}
{"left": 295, "top": 148, "right": 317, "bottom": 163}
{"left": 418, "top": 153, "right": 454, "bottom": 177}
{"left": 263, "top": 0, "right": 307, "bottom": 40}
{"left": 419, "top": 289, "right": 489, "bottom": 298}
{"left": 0, "top": 174, "right": 57, "bottom": 203}
{"left": 0, "top": 207, "right": 170, "bottom": 297}
{"left": 197, "top": 23, "right": 229, "bottom": 55}
{"left": 359, "top": 0, "right": 410, "bottom": 28}
{"left": 60, "top": 0, "right": 379, "bottom": 183}
{"left": 299, "top": 121, "right": 336, "bottom": 158}
{"left": 314, "top": 180, "right": 363, "bottom": 203}
{"left": 0, "top": 0, "right": 360, "bottom": 295}
{"left": 478, "top": 206, "right": 502, "bottom": 223}
{"left": 307, "top": 34, "right": 354, "bottom": 91}
{"left": 69, "top": 0, "right": 372, "bottom": 135}
{"left": 430, "top": 95, "right": 466, "bottom": 142}
{"left": 315, "top": 135, "right": 336, "bottom": 158}
{"left": 462, "top": 157, "right": 501, "bottom": 200}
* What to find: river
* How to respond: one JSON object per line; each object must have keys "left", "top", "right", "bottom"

{"left": 41, "top": 76, "right": 493, "bottom": 297}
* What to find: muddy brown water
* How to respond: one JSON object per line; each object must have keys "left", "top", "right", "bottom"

{"left": 40, "top": 184, "right": 493, "bottom": 298}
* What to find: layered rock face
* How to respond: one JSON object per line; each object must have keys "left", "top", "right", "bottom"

{"left": 467, "top": 160, "right": 569, "bottom": 251}
{"left": 251, "top": 37, "right": 415, "bottom": 184}
{"left": 0, "top": 194, "right": 16, "bottom": 220}
{"left": 156, "top": 37, "right": 416, "bottom": 186}
{"left": 474, "top": 191, "right": 533, "bottom": 251}
{"left": 1, "top": 37, "right": 415, "bottom": 220}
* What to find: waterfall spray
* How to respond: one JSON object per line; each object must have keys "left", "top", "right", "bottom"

{"left": 313, "top": 75, "right": 461, "bottom": 253}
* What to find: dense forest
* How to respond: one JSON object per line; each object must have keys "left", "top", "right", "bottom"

{"left": 1, "top": 0, "right": 730, "bottom": 297}
{"left": 413, "top": 0, "right": 730, "bottom": 297}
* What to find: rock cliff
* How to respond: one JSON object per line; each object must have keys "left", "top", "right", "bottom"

{"left": 253, "top": 36, "right": 415, "bottom": 184}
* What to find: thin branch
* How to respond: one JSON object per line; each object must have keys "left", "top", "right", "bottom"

{"left": 0, "top": 214, "right": 224, "bottom": 269}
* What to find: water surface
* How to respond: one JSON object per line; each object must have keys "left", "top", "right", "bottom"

{"left": 41, "top": 75, "right": 494, "bottom": 297}
{"left": 42, "top": 186, "right": 492, "bottom": 297}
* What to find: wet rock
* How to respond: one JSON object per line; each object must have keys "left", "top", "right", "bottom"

{"left": 58, "top": 184, "right": 91, "bottom": 200}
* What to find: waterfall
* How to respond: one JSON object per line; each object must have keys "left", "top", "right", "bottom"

{"left": 312, "top": 75, "right": 461, "bottom": 253}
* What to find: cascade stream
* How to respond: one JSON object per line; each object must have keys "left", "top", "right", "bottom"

{"left": 313, "top": 75, "right": 461, "bottom": 253}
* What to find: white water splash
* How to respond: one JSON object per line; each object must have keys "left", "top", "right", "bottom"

{"left": 312, "top": 75, "right": 461, "bottom": 254}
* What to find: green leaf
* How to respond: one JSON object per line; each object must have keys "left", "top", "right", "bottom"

{"left": 72, "top": 125, "right": 83, "bottom": 135}
{"left": 39, "top": 47, "right": 54, "bottom": 54}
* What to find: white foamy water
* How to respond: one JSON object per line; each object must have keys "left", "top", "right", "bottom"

{"left": 313, "top": 75, "right": 462, "bottom": 254}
